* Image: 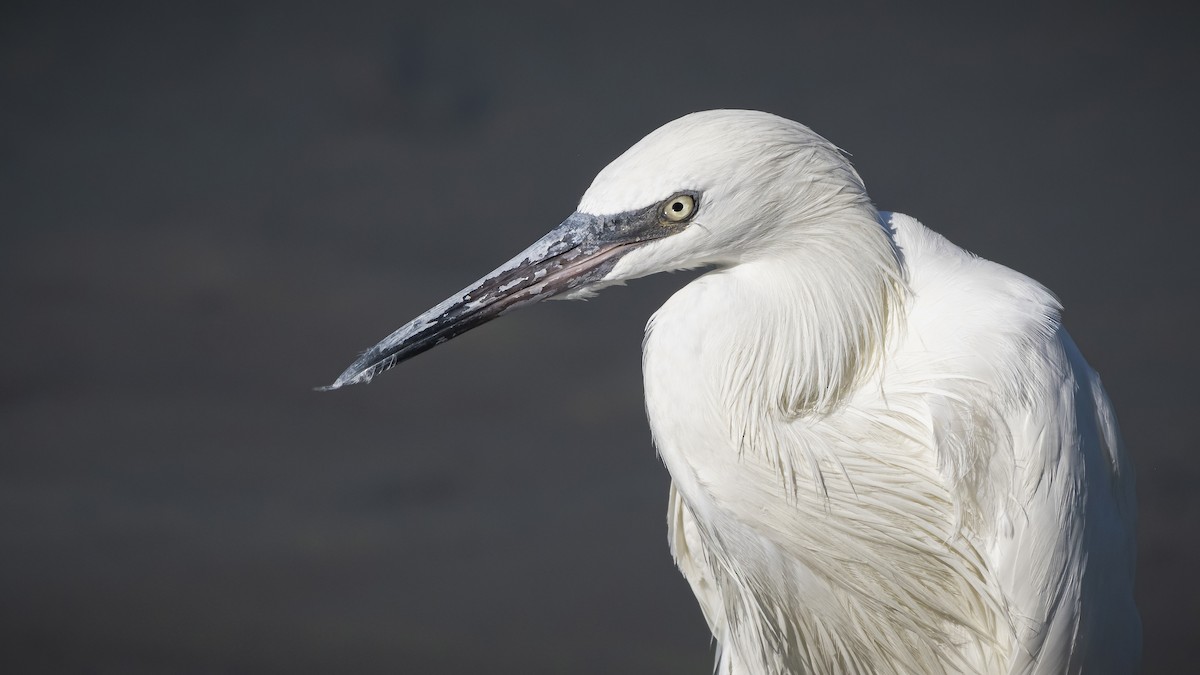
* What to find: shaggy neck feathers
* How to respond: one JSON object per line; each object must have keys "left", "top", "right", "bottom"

{"left": 720, "top": 206, "right": 905, "bottom": 420}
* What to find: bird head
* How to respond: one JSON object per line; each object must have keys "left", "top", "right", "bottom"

{"left": 322, "top": 110, "right": 879, "bottom": 390}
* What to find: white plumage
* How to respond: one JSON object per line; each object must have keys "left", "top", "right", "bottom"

{"left": 326, "top": 110, "right": 1140, "bottom": 674}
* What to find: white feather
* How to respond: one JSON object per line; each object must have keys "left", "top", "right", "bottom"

{"left": 577, "top": 111, "right": 1142, "bottom": 674}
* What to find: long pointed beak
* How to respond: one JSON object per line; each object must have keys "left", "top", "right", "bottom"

{"left": 321, "top": 208, "right": 668, "bottom": 390}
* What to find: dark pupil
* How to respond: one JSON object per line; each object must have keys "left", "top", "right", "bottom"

{"left": 672, "top": 202, "right": 683, "bottom": 212}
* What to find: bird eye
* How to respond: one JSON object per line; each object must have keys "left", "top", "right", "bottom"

{"left": 662, "top": 194, "right": 697, "bottom": 223}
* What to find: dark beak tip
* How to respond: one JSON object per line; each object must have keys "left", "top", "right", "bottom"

{"left": 316, "top": 347, "right": 399, "bottom": 392}
{"left": 314, "top": 361, "right": 370, "bottom": 393}
{"left": 315, "top": 370, "right": 369, "bottom": 392}
{"left": 314, "top": 372, "right": 354, "bottom": 392}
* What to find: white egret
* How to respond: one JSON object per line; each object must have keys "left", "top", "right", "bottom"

{"left": 323, "top": 110, "right": 1140, "bottom": 674}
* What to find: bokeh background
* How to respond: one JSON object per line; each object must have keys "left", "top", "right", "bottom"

{"left": 3, "top": 1, "right": 1197, "bottom": 672}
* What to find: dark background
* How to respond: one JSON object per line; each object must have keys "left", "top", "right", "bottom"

{"left": 3, "top": 1, "right": 1197, "bottom": 672}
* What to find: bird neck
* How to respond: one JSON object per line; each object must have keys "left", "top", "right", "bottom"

{"left": 725, "top": 210, "right": 905, "bottom": 417}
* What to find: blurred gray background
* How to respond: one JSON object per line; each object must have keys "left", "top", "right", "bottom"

{"left": 3, "top": 1, "right": 1197, "bottom": 672}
